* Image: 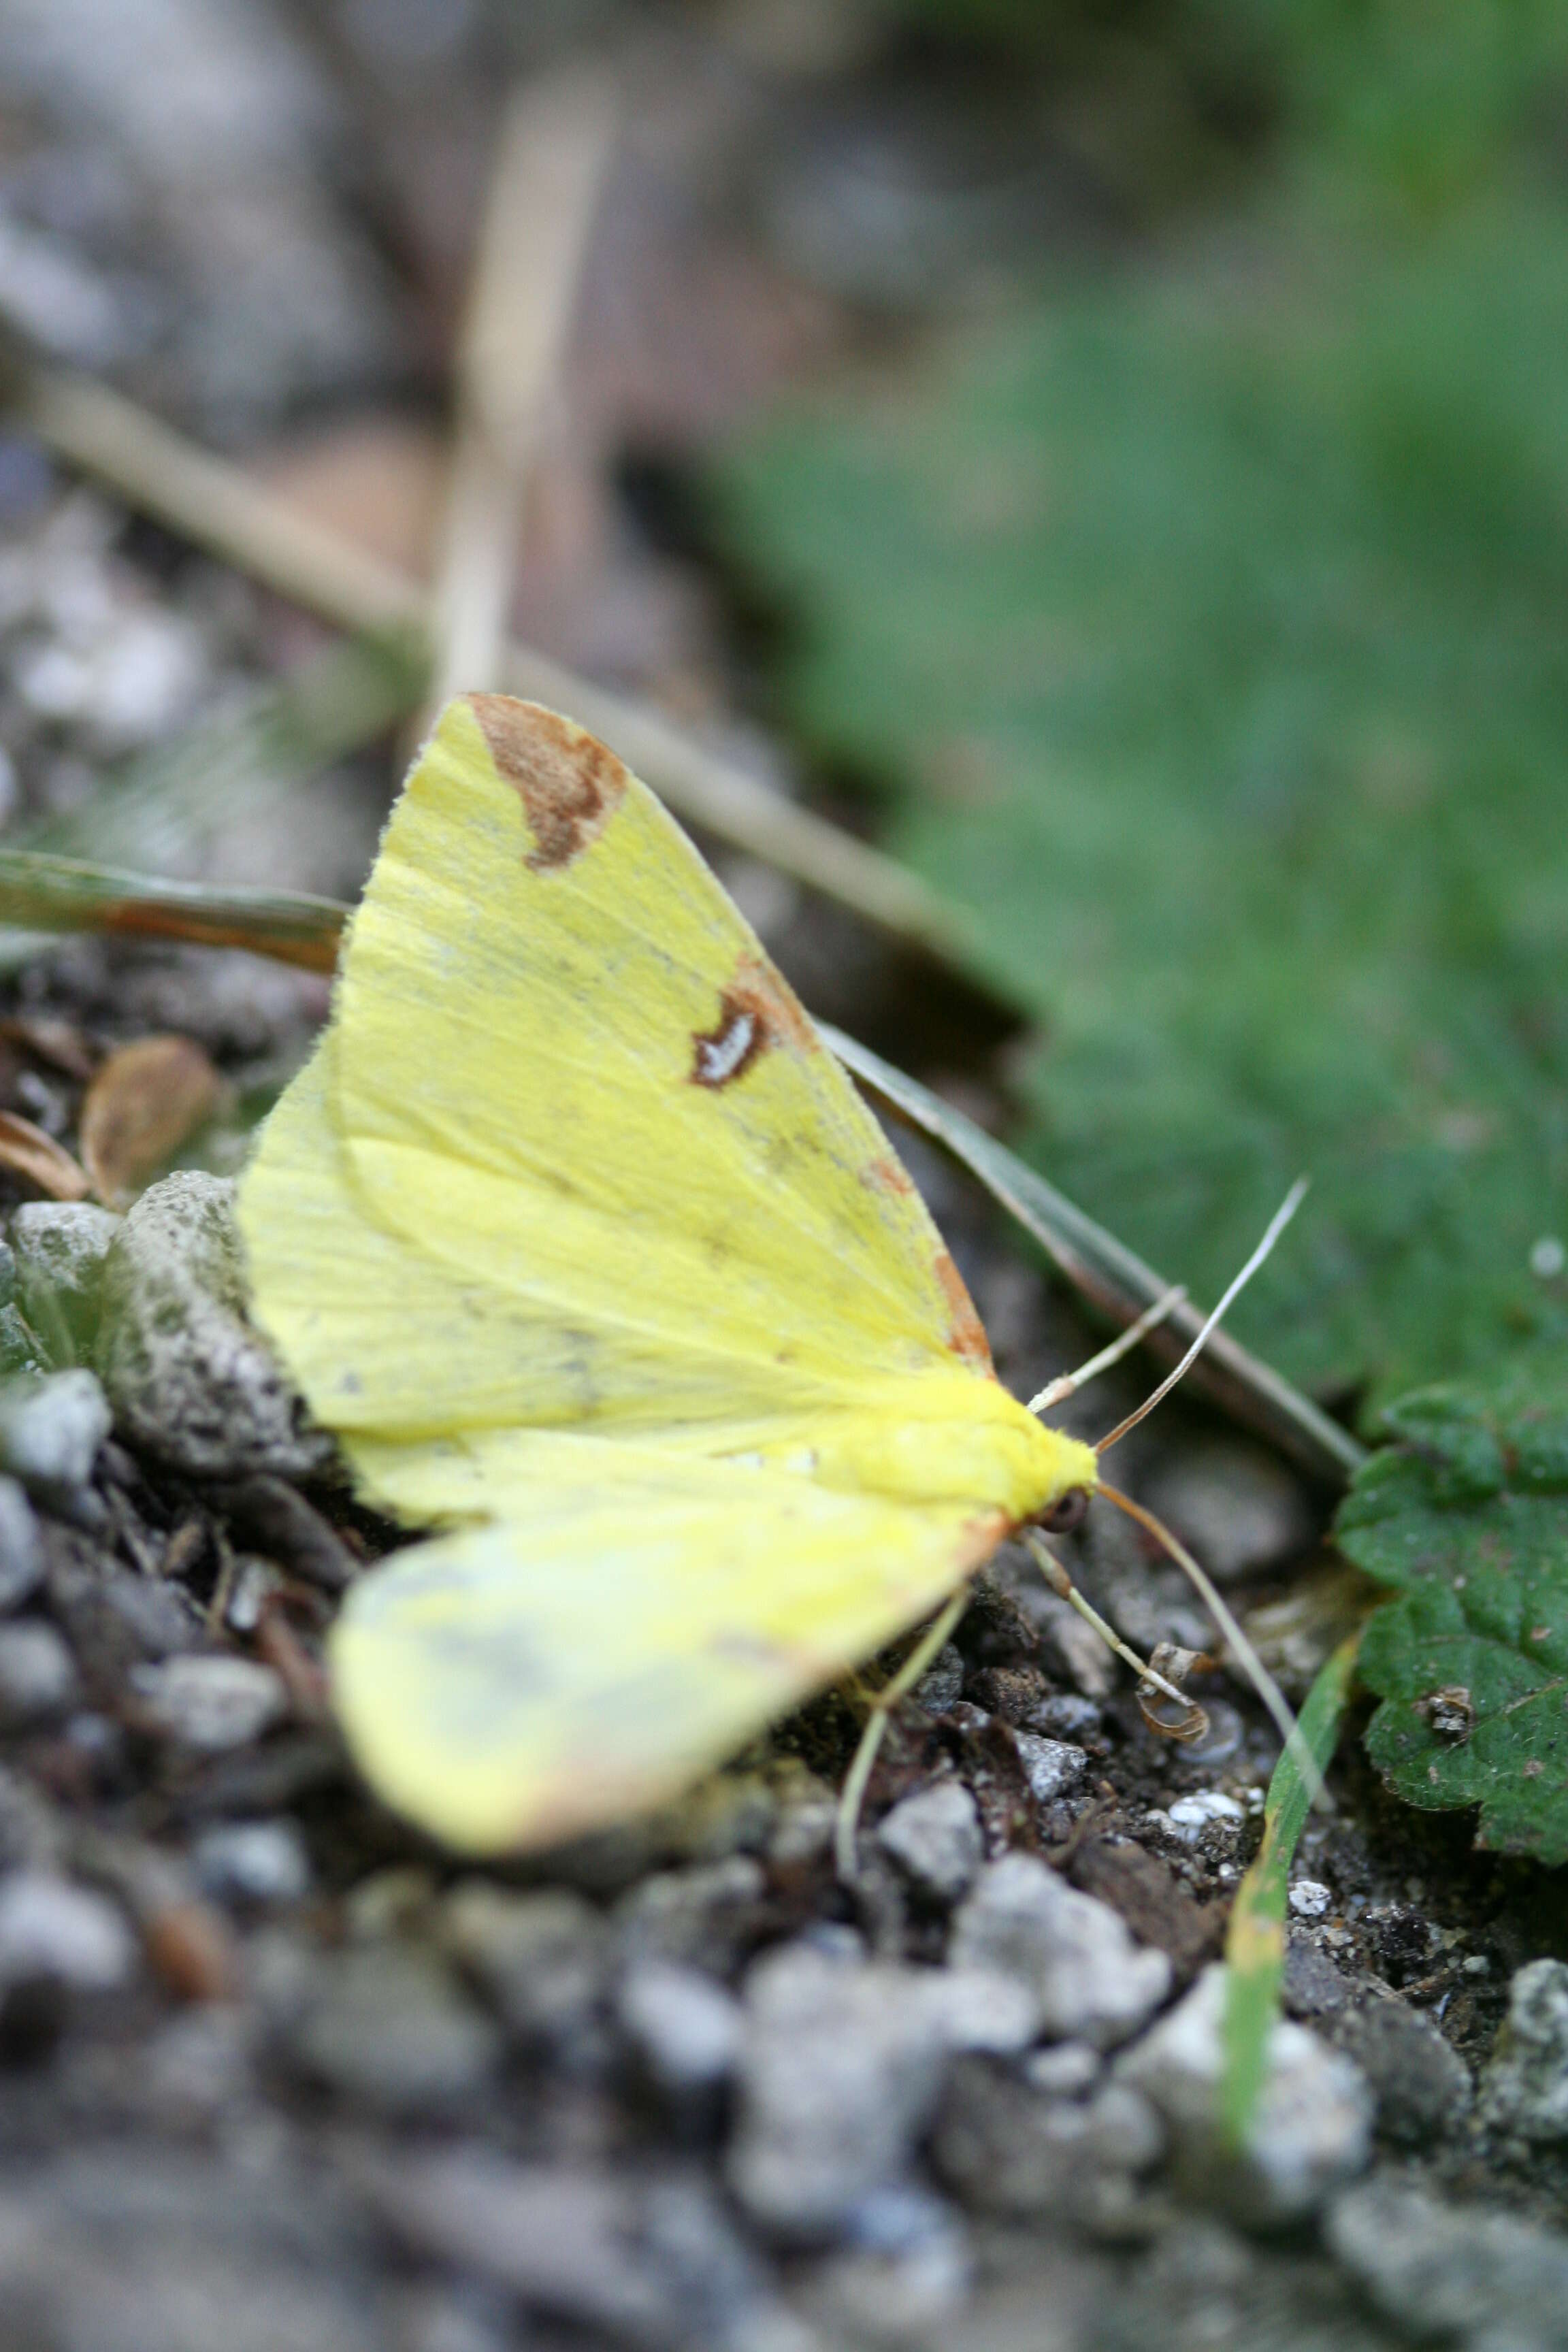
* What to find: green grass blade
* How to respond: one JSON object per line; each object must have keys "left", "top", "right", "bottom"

{"left": 0, "top": 849, "right": 348, "bottom": 969}
{"left": 823, "top": 1021, "right": 1367, "bottom": 1488}
{"left": 1220, "top": 1632, "right": 1362, "bottom": 2147}
{"left": 0, "top": 629, "right": 420, "bottom": 971}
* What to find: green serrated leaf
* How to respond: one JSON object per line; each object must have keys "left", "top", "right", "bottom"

{"left": 1335, "top": 1339, "right": 1568, "bottom": 1861}
{"left": 716, "top": 195, "right": 1568, "bottom": 1415}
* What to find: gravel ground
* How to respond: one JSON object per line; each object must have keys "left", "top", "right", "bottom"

{"left": 0, "top": 9, "right": 1565, "bottom": 2348}
{"left": 0, "top": 946, "right": 1563, "bottom": 2352}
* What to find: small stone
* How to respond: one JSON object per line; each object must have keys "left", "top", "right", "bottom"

{"left": 926, "top": 1967, "right": 1045, "bottom": 2057}
{"left": 290, "top": 1946, "right": 501, "bottom": 2114}
{"left": 376, "top": 2152, "right": 791, "bottom": 2349}
{"left": 0, "top": 1477, "right": 42, "bottom": 1612}
{"left": 0, "top": 1869, "right": 135, "bottom": 1990}
{"left": 1029, "top": 1692, "right": 1103, "bottom": 1742}
{"left": 949, "top": 1852, "right": 1171, "bottom": 2051}
{"left": 1034, "top": 1590, "right": 1117, "bottom": 1697}
{"left": 96, "top": 1173, "right": 326, "bottom": 1479}
{"left": 932, "top": 2055, "right": 1164, "bottom": 2217}
{"left": 1022, "top": 2041, "right": 1102, "bottom": 2097}
{"left": 912, "top": 1641, "right": 964, "bottom": 1714}
{"left": 1165, "top": 1790, "right": 1246, "bottom": 1844}
{"left": 648, "top": 1769, "right": 781, "bottom": 1864}
{"left": 1288, "top": 1878, "right": 1333, "bottom": 1918}
{"left": 1083, "top": 2082, "right": 1166, "bottom": 2173}
{"left": 1480, "top": 1957, "right": 1568, "bottom": 2140}
{"left": 0, "top": 1762, "right": 60, "bottom": 1872}
{"left": 728, "top": 1943, "right": 952, "bottom": 2238}
{"left": 191, "top": 1818, "right": 310, "bottom": 1908}
{"left": 0, "top": 1620, "right": 78, "bottom": 1724}
{"left": 1331, "top": 1998, "right": 1471, "bottom": 2142}
{"left": 614, "top": 1856, "right": 768, "bottom": 1976}
{"left": 346, "top": 1865, "right": 434, "bottom": 1940}
{"left": 1143, "top": 1437, "right": 1315, "bottom": 1582}
{"left": 10, "top": 1200, "right": 120, "bottom": 1355}
{"left": 52, "top": 1552, "right": 201, "bottom": 1672}
{"left": 133, "top": 1654, "right": 287, "bottom": 1751}
{"left": 216, "top": 1475, "right": 356, "bottom": 1593}
{"left": 438, "top": 1881, "right": 606, "bottom": 2045}
{"left": 143, "top": 2005, "right": 253, "bottom": 2123}
{"left": 1117, "top": 1964, "right": 1372, "bottom": 2223}
{"left": 618, "top": 1959, "right": 742, "bottom": 2102}
{"left": 0, "top": 1369, "right": 110, "bottom": 1496}
{"left": 17, "top": 606, "right": 206, "bottom": 751}
{"left": 1012, "top": 1733, "right": 1088, "bottom": 1808}
{"left": 875, "top": 1780, "right": 983, "bottom": 1904}
{"left": 968, "top": 1665, "right": 1053, "bottom": 1724}
{"left": 1179, "top": 1700, "right": 1245, "bottom": 1768}
{"left": 803, "top": 2183, "right": 970, "bottom": 2341}
{"left": 1367, "top": 1903, "right": 1434, "bottom": 1984}
{"left": 1281, "top": 1931, "right": 1354, "bottom": 2018}
{"left": 224, "top": 1554, "right": 282, "bottom": 1635}
{"left": 766, "top": 1789, "right": 836, "bottom": 1868}
{"left": 1328, "top": 2180, "right": 1568, "bottom": 2348}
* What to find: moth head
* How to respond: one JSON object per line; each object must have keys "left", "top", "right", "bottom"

{"left": 1036, "top": 1484, "right": 1091, "bottom": 1536}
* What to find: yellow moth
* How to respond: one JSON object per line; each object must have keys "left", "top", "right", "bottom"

{"left": 239, "top": 694, "right": 1287, "bottom": 1856}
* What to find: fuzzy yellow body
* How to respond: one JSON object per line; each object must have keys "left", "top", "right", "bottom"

{"left": 238, "top": 698, "right": 1094, "bottom": 1852}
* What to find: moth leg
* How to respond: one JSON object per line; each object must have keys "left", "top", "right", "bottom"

{"left": 1025, "top": 1532, "right": 1207, "bottom": 1739}
{"left": 834, "top": 1588, "right": 970, "bottom": 1883}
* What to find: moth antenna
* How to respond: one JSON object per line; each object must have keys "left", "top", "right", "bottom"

{"left": 1097, "top": 1480, "right": 1333, "bottom": 1814}
{"left": 1095, "top": 1178, "right": 1309, "bottom": 1454}
{"left": 1028, "top": 1285, "right": 1188, "bottom": 1414}
{"left": 1024, "top": 1532, "right": 1207, "bottom": 1737}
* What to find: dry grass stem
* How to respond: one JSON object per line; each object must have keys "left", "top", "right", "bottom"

{"left": 15, "top": 362, "right": 966, "bottom": 962}
{"left": 426, "top": 69, "right": 619, "bottom": 720}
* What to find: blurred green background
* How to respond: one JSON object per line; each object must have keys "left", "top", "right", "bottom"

{"left": 715, "top": 0, "right": 1568, "bottom": 1419}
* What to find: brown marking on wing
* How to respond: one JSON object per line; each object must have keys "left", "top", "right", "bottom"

{"left": 690, "top": 951, "right": 819, "bottom": 1090}
{"left": 863, "top": 1154, "right": 916, "bottom": 1198}
{"left": 467, "top": 694, "right": 627, "bottom": 872}
{"left": 934, "top": 1247, "right": 994, "bottom": 1373}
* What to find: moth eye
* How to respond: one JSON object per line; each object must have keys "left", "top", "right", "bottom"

{"left": 1039, "top": 1488, "right": 1090, "bottom": 1535}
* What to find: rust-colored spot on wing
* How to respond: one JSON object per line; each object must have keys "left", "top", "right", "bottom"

{"left": 690, "top": 952, "right": 819, "bottom": 1090}
{"left": 863, "top": 1154, "right": 916, "bottom": 1198}
{"left": 934, "top": 1247, "right": 994, "bottom": 1373}
{"left": 467, "top": 694, "right": 627, "bottom": 872}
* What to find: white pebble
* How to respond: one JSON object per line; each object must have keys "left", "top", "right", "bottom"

{"left": 0, "top": 1369, "right": 111, "bottom": 1494}
{"left": 1166, "top": 1791, "right": 1247, "bottom": 1842}
{"left": 950, "top": 1852, "right": 1170, "bottom": 2051}
{"left": 1022, "top": 2041, "right": 1102, "bottom": 2098}
{"left": 0, "top": 1620, "right": 77, "bottom": 1722}
{"left": 1117, "top": 1964, "right": 1371, "bottom": 2222}
{"left": 1289, "top": 1880, "right": 1333, "bottom": 1919}
{"left": 193, "top": 1818, "right": 310, "bottom": 1906}
{"left": 875, "top": 1780, "right": 983, "bottom": 1903}
{"left": 618, "top": 1959, "right": 742, "bottom": 2095}
{"left": 134, "top": 1654, "right": 287, "bottom": 1751}
{"left": 1013, "top": 1733, "right": 1088, "bottom": 1807}
{"left": 0, "top": 1869, "right": 135, "bottom": 1990}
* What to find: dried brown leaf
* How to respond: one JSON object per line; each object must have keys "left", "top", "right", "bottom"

{"left": 80, "top": 1034, "right": 220, "bottom": 1206}
{"left": 0, "top": 1109, "right": 91, "bottom": 1200}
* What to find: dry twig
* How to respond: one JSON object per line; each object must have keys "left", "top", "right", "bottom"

{"left": 12, "top": 361, "right": 968, "bottom": 962}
